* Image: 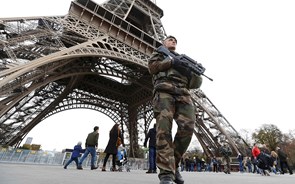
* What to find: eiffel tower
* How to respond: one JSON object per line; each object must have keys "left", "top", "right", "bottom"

{"left": 0, "top": 0, "right": 248, "bottom": 157}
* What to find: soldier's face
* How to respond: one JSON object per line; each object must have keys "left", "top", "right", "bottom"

{"left": 163, "top": 38, "right": 177, "bottom": 51}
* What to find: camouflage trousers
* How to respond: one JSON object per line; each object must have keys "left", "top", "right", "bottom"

{"left": 153, "top": 91, "right": 195, "bottom": 176}
{"left": 222, "top": 156, "right": 231, "bottom": 173}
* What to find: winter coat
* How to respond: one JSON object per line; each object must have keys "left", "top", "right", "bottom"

{"left": 252, "top": 146, "right": 261, "bottom": 158}
{"left": 144, "top": 127, "right": 156, "bottom": 148}
{"left": 104, "top": 125, "right": 123, "bottom": 154}
{"left": 277, "top": 149, "right": 287, "bottom": 162}
{"left": 71, "top": 145, "right": 83, "bottom": 158}
{"left": 257, "top": 152, "right": 275, "bottom": 170}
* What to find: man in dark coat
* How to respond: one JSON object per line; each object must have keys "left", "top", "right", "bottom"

{"left": 144, "top": 123, "right": 157, "bottom": 173}
{"left": 276, "top": 147, "right": 293, "bottom": 175}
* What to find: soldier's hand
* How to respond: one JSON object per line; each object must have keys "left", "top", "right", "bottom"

{"left": 171, "top": 56, "right": 182, "bottom": 68}
{"left": 172, "top": 57, "right": 190, "bottom": 76}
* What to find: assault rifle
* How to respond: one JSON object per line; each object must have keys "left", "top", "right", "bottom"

{"left": 157, "top": 46, "right": 213, "bottom": 81}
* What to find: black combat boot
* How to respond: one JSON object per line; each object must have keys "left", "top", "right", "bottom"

{"left": 174, "top": 169, "right": 184, "bottom": 184}
{"left": 146, "top": 169, "right": 153, "bottom": 173}
{"left": 159, "top": 175, "right": 174, "bottom": 184}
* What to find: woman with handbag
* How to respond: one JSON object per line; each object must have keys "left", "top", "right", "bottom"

{"left": 101, "top": 123, "right": 124, "bottom": 171}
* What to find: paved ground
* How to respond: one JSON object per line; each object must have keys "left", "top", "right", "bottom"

{"left": 0, "top": 162, "right": 293, "bottom": 184}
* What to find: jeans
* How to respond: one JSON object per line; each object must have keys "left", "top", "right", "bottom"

{"left": 148, "top": 147, "right": 156, "bottom": 171}
{"left": 78, "top": 147, "right": 96, "bottom": 167}
{"left": 239, "top": 161, "right": 244, "bottom": 172}
{"left": 197, "top": 163, "right": 201, "bottom": 172}
{"left": 64, "top": 157, "right": 79, "bottom": 168}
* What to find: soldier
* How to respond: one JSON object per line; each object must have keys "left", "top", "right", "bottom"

{"left": 220, "top": 143, "right": 232, "bottom": 174}
{"left": 148, "top": 36, "right": 202, "bottom": 184}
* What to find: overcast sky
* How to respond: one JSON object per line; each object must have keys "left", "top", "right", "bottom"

{"left": 1, "top": 0, "right": 295, "bottom": 151}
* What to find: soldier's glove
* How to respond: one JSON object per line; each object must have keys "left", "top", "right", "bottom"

{"left": 171, "top": 56, "right": 182, "bottom": 68}
{"left": 171, "top": 56, "right": 191, "bottom": 78}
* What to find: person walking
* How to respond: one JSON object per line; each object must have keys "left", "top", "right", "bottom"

{"left": 237, "top": 153, "right": 244, "bottom": 173}
{"left": 251, "top": 143, "right": 265, "bottom": 175}
{"left": 144, "top": 123, "right": 157, "bottom": 174}
{"left": 101, "top": 123, "right": 124, "bottom": 172}
{"left": 77, "top": 126, "right": 99, "bottom": 170}
{"left": 211, "top": 156, "right": 218, "bottom": 173}
{"left": 270, "top": 151, "right": 279, "bottom": 174}
{"left": 245, "top": 156, "right": 252, "bottom": 173}
{"left": 148, "top": 35, "right": 203, "bottom": 184}
{"left": 276, "top": 147, "right": 293, "bottom": 175}
{"left": 252, "top": 143, "right": 272, "bottom": 176}
{"left": 220, "top": 143, "right": 232, "bottom": 174}
{"left": 64, "top": 141, "right": 83, "bottom": 169}
{"left": 251, "top": 155, "right": 259, "bottom": 174}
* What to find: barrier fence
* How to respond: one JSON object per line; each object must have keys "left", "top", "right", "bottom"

{"left": 0, "top": 147, "right": 149, "bottom": 171}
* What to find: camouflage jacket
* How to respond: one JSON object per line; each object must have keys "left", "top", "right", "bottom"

{"left": 220, "top": 145, "right": 232, "bottom": 157}
{"left": 148, "top": 50, "right": 190, "bottom": 96}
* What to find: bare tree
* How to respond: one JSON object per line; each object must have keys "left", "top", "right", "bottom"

{"left": 252, "top": 124, "right": 283, "bottom": 151}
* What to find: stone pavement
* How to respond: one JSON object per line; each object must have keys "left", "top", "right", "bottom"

{"left": 0, "top": 162, "right": 293, "bottom": 184}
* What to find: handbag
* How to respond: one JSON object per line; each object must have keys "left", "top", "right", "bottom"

{"left": 116, "top": 128, "right": 122, "bottom": 147}
{"left": 116, "top": 137, "right": 122, "bottom": 147}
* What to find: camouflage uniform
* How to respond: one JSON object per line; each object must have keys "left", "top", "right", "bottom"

{"left": 148, "top": 48, "right": 199, "bottom": 180}
{"left": 220, "top": 144, "right": 232, "bottom": 174}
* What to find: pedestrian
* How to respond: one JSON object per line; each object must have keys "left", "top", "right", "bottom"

{"left": 180, "top": 157, "right": 185, "bottom": 172}
{"left": 251, "top": 155, "right": 259, "bottom": 174}
{"left": 246, "top": 156, "right": 252, "bottom": 173}
{"left": 101, "top": 123, "right": 124, "bottom": 172}
{"left": 251, "top": 143, "right": 266, "bottom": 175}
{"left": 144, "top": 123, "right": 157, "bottom": 174}
{"left": 252, "top": 143, "right": 272, "bottom": 176}
{"left": 219, "top": 143, "right": 232, "bottom": 174}
{"left": 148, "top": 35, "right": 203, "bottom": 184}
{"left": 200, "top": 157, "right": 206, "bottom": 171}
{"left": 237, "top": 153, "right": 244, "bottom": 173}
{"left": 270, "top": 151, "right": 279, "bottom": 174}
{"left": 276, "top": 147, "right": 293, "bottom": 175}
{"left": 261, "top": 144, "right": 270, "bottom": 154}
{"left": 64, "top": 141, "right": 83, "bottom": 169}
{"left": 189, "top": 157, "right": 195, "bottom": 172}
{"left": 77, "top": 126, "right": 99, "bottom": 170}
{"left": 195, "top": 156, "right": 201, "bottom": 172}
{"left": 185, "top": 157, "right": 190, "bottom": 172}
{"left": 211, "top": 156, "right": 218, "bottom": 173}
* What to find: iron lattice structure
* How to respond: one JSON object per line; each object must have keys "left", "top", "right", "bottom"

{"left": 0, "top": 0, "right": 248, "bottom": 157}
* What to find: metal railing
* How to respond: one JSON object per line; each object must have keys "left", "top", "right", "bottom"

{"left": 0, "top": 147, "right": 148, "bottom": 170}
{"left": 0, "top": 147, "right": 64, "bottom": 165}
